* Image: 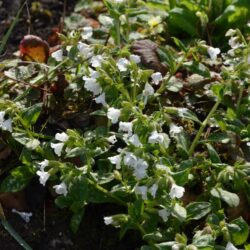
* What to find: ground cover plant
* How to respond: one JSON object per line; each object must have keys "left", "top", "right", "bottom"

{"left": 0, "top": 0, "right": 250, "bottom": 249}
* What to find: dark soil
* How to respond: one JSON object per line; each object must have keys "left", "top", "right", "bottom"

{"left": 0, "top": 1, "right": 142, "bottom": 249}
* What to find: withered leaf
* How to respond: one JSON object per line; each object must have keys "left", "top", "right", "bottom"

{"left": 131, "top": 39, "right": 167, "bottom": 75}
{"left": 19, "top": 35, "right": 50, "bottom": 63}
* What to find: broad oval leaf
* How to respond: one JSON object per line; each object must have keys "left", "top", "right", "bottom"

{"left": 186, "top": 202, "right": 212, "bottom": 220}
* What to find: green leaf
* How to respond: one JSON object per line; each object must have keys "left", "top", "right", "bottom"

{"left": 0, "top": 166, "right": 34, "bottom": 192}
{"left": 183, "top": 61, "right": 210, "bottom": 78}
{"left": 70, "top": 208, "right": 85, "bottom": 234}
{"left": 227, "top": 217, "right": 249, "bottom": 245}
{"left": 206, "top": 133, "right": 231, "bottom": 143}
{"left": 193, "top": 234, "right": 215, "bottom": 248}
{"left": 172, "top": 203, "right": 187, "bottom": 222}
{"left": 172, "top": 169, "right": 189, "bottom": 186}
{"left": 186, "top": 202, "right": 212, "bottom": 220}
{"left": 21, "top": 103, "right": 43, "bottom": 126}
{"left": 206, "top": 143, "right": 221, "bottom": 163}
{"left": 0, "top": 219, "right": 32, "bottom": 250}
{"left": 168, "top": 7, "right": 199, "bottom": 36}
{"left": 210, "top": 188, "right": 239, "bottom": 207}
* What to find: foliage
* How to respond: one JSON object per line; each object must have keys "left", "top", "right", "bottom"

{"left": 0, "top": 0, "right": 250, "bottom": 249}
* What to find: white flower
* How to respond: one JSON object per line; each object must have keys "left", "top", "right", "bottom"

{"left": 151, "top": 72, "right": 162, "bottom": 85}
{"left": 148, "top": 131, "right": 164, "bottom": 144}
{"left": 2, "top": 118, "right": 12, "bottom": 132}
{"left": 169, "top": 124, "right": 182, "bottom": 137}
{"left": 0, "top": 111, "right": 5, "bottom": 122}
{"left": 207, "top": 47, "right": 220, "bottom": 61}
{"left": 26, "top": 139, "right": 40, "bottom": 150}
{"left": 119, "top": 121, "right": 133, "bottom": 134}
{"left": 38, "top": 159, "right": 49, "bottom": 171}
{"left": 149, "top": 183, "right": 158, "bottom": 198}
{"left": 107, "top": 107, "right": 121, "bottom": 124}
{"left": 55, "top": 132, "right": 69, "bottom": 142}
{"left": 247, "top": 142, "right": 250, "bottom": 147}
{"left": 135, "top": 185, "right": 148, "bottom": 200}
{"left": 225, "top": 242, "right": 238, "bottom": 250}
{"left": 12, "top": 209, "right": 32, "bottom": 223}
{"left": 94, "top": 93, "right": 107, "bottom": 106}
{"left": 90, "top": 55, "right": 104, "bottom": 68}
{"left": 148, "top": 16, "right": 162, "bottom": 27}
{"left": 81, "top": 26, "right": 93, "bottom": 40}
{"left": 129, "top": 54, "right": 141, "bottom": 64}
{"left": 228, "top": 36, "right": 240, "bottom": 49}
{"left": 123, "top": 152, "right": 137, "bottom": 167}
{"left": 169, "top": 183, "right": 185, "bottom": 199}
{"left": 36, "top": 170, "right": 50, "bottom": 186}
{"left": 51, "top": 49, "right": 63, "bottom": 61}
{"left": 158, "top": 208, "right": 170, "bottom": 222}
{"left": 77, "top": 42, "right": 93, "bottom": 58}
{"left": 0, "top": 111, "right": 12, "bottom": 132}
{"left": 83, "top": 77, "right": 102, "bottom": 95}
{"left": 107, "top": 135, "right": 117, "bottom": 144}
{"left": 117, "top": 58, "right": 130, "bottom": 72}
{"left": 99, "top": 15, "right": 113, "bottom": 27}
{"left": 133, "top": 158, "right": 148, "bottom": 180}
{"left": 143, "top": 83, "right": 155, "bottom": 96}
{"left": 104, "top": 216, "right": 113, "bottom": 225}
{"left": 51, "top": 142, "right": 64, "bottom": 157}
{"left": 128, "top": 134, "right": 142, "bottom": 147}
{"left": 108, "top": 155, "right": 122, "bottom": 169}
{"left": 53, "top": 182, "right": 68, "bottom": 196}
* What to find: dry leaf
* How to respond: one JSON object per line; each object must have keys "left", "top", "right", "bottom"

{"left": 19, "top": 35, "right": 50, "bottom": 63}
{"left": 131, "top": 39, "right": 167, "bottom": 74}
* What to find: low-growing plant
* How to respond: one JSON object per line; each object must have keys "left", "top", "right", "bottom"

{"left": 0, "top": 0, "right": 250, "bottom": 249}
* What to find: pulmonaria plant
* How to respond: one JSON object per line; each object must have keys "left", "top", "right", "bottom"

{"left": 0, "top": 23, "right": 250, "bottom": 250}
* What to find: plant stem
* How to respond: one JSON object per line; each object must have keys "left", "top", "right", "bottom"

{"left": 87, "top": 178, "right": 126, "bottom": 206}
{"left": 188, "top": 98, "right": 221, "bottom": 156}
{"left": 115, "top": 18, "right": 121, "bottom": 47}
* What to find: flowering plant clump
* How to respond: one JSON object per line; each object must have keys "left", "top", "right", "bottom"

{"left": 0, "top": 0, "right": 250, "bottom": 249}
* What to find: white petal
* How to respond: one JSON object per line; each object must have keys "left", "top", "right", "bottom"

{"left": 2, "top": 118, "right": 12, "bottom": 132}
{"left": 94, "top": 93, "right": 107, "bottom": 106}
{"left": 53, "top": 182, "right": 68, "bottom": 196}
{"left": 169, "top": 184, "right": 185, "bottom": 199}
{"left": 38, "top": 159, "right": 49, "bottom": 171}
{"left": 107, "top": 108, "right": 121, "bottom": 124}
{"left": 26, "top": 139, "right": 40, "bottom": 150}
{"left": 158, "top": 209, "right": 170, "bottom": 222}
{"left": 225, "top": 242, "right": 238, "bottom": 250}
{"left": 12, "top": 209, "right": 32, "bottom": 223}
{"left": 129, "top": 54, "right": 141, "bottom": 64}
{"left": 104, "top": 216, "right": 113, "bottom": 225}
{"left": 151, "top": 72, "right": 162, "bottom": 85}
{"left": 36, "top": 170, "right": 50, "bottom": 186}
{"left": 77, "top": 42, "right": 93, "bottom": 57}
{"left": 90, "top": 55, "right": 104, "bottom": 68}
{"left": 55, "top": 132, "right": 69, "bottom": 142}
{"left": 83, "top": 77, "right": 102, "bottom": 95}
{"left": 117, "top": 58, "right": 130, "bottom": 72}
{"left": 207, "top": 47, "right": 220, "bottom": 61}
{"left": 135, "top": 185, "right": 148, "bottom": 200}
{"left": 128, "top": 134, "right": 142, "bottom": 147}
{"left": 149, "top": 183, "right": 158, "bottom": 198}
{"left": 107, "top": 135, "right": 117, "bottom": 144}
{"left": 0, "top": 111, "right": 5, "bottom": 123}
{"left": 51, "top": 142, "right": 64, "bottom": 156}
{"left": 51, "top": 49, "right": 63, "bottom": 62}
{"left": 108, "top": 155, "right": 121, "bottom": 169}
{"left": 119, "top": 121, "right": 133, "bottom": 134}
{"left": 81, "top": 26, "right": 93, "bottom": 40}
{"left": 143, "top": 83, "right": 154, "bottom": 96}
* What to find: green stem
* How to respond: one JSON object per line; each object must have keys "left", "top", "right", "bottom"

{"left": 157, "top": 52, "right": 189, "bottom": 94}
{"left": 87, "top": 178, "right": 126, "bottom": 206}
{"left": 0, "top": 219, "right": 33, "bottom": 250}
{"left": 114, "top": 18, "right": 121, "bottom": 47}
{"left": 236, "top": 84, "right": 244, "bottom": 116}
{"left": 188, "top": 99, "right": 221, "bottom": 156}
